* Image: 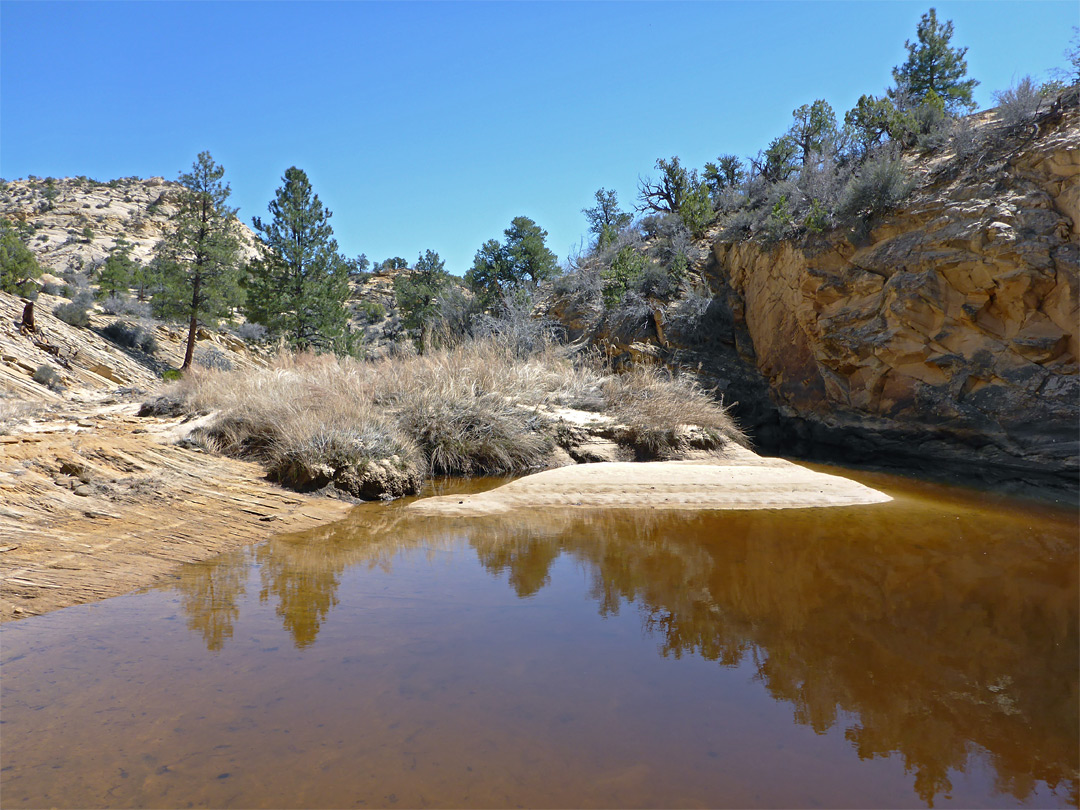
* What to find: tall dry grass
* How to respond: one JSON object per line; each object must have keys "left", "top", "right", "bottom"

{"left": 150, "top": 335, "right": 744, "bottom": 497}
{"left": 603, "top": 365, "right": 747, "bottom": 458}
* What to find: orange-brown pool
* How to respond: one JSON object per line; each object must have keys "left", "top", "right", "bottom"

{"left": 2, "top": 468, "right": 1076, "bottom": 808}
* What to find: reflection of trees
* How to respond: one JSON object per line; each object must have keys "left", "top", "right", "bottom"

{"left": 256, "top": 542, "right": 340, "bottom": 649}
{"left": 174, "top": 550, "right": 249, "bottom": 651}
{"left": 466, "top": 503, "right": 1079, "bottom": 808}
{"left": 254, "top": 504, "right": 418, "bottom": 649}
{"left": 170, "top": 485, "right": 1078, "bottom": 807}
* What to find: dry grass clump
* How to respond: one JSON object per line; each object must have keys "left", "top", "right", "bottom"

{"left": 155, "top": 353, "right": 422, "bottom": 498}
{"left": 602, "top": 365, "right": 747, "bottom": 459}
{"left": 395, "top": 388, "right": 551, "bottom": 475}
{"left": 372, "top": 340, "right": 560, "bottom": 475}
{"left": 0, "top": 396, "right": 46, "bottom": 431}
{"left": 149, "top": 337, "right": 745, "bottom": 498}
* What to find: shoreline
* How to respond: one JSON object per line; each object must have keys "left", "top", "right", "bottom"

{"left": 0, "top": 400, "right": 354, "bottom": 623}
{"left": 1, "top": 400, "right": 893, "bottom": 624}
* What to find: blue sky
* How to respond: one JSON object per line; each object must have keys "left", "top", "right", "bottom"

{"left": 1, "top": 1, "right": 1075, "bottom": 274}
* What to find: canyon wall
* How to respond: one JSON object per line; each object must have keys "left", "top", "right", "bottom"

{"left": 701, "top": 108, "right": 1077, "bottom": 484}
{"left": 545, "top": 102, "right": 1079, "bottom": 487}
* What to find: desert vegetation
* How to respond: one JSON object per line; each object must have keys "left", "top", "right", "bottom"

{"left": 543, "top": 10, "right": 1076, "bottom": 342}
{"left": 143, "top": 333, "right": 745, "bottom": 500}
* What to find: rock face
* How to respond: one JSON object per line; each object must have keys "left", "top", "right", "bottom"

{"left": 705, "top": 108, "right": 1077, "bottom": 485}
{"left": 0, "top": 290, "right": 270, "bottom": 400}
{"left": 545, "top": 101, "right": 1079, "bottom": 488}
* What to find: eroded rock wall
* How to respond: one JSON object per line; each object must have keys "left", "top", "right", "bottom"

{"left": 706, "top": 110, "right": 1078, "bottom": 484}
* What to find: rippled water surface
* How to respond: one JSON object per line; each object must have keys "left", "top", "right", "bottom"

{"left": 2, "top": 468, "right": 1077, "bottom": 808}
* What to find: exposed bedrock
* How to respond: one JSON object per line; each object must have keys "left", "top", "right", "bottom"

{"left": 568, "top": 108, "right": 1079, "bottom": 488}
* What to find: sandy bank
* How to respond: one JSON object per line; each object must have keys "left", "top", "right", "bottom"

{"left": 407, "top": 446, "right": 891, "bottom": 515}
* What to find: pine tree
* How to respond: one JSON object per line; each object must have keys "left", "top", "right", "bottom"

{"left": 789, "top": 100, "right": 838, "bottom": 165}
{"left": 152, "top": 152, "right": 243, "bottom": 370}
{"left": 582, "top": 188, "right": 632, "bottom": 250}
{"left": 246, "top": 167, "right": 350, "bottom": 351}
{"left": 394, "top": 249, "right": 449, "bottom": 349}
{"left": 97, "top": 238, "right": 139, "bottom": 299}
{"left": 465, "top": 217, "right": 558, "bottom": 310}
{"left": 891, "top": 8, "right": 978, "bottom": 113}
{"left": 0, "top": 219, "right": 42, "bottom": 296}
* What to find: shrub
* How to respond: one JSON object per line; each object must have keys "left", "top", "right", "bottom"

{"left": 803, "top": 198, "right": 831, "bottom": 234}
{"left": 358, "top": 299, "right": 386, "bottom": 324}
{"left": 950, "top": 117, "right": 982, "bottom": 161}
{"left": 41, "top": 282, "right": 66, "bottom": 296}
{"left": 101, "top": 321, "right": 158, "bottom": 354}
{"left": 762, "top": 194, "right": 796, "bottom": 244}
{"left": 470, "top": 292, "right": 557, "bottom": 359}
{"left": 677, "top": 181, "right": 715, "bottom": 237}
{"left": 602, "top": 365, "right": 746, "bottom": 459}
{"left": 394, "top": 387, "right": 551, "bottom": 476}
{"left": 634, "top": 262, "right": 678, "bottom": 299}
{"left": 54, "top": 300, "right": 92, "bottom": 328}
{"left": 195, "top": 347, "right": 233, "bottom": 371}
{"left": 993, "top": 76, "right": 1042, "bottom": 128}
{"left": 718, "top": 207, "right": 758, "bottom": 242}
{"left": 602, "top": 246, "right": 651, "bottom": 309}
{"left": 664, "top": 292, "right": 714, "bottom": 345}
{"left": 839, "top": 155, "right": 916, "bottom": 222}
{"left": 231, "top": 321, "right": 268, "bottom": 343}
{"left": 32, "top": 364, "right": 64, "bottom": 392}
{"left": 100, "top": 295, "right": 152, "bottom": 318}
{"left": 640, "top": 213, "right": 683, "bottom": 242}
{"left": 551, "top": 266, "right": 602, "bottom": 301}
{"left": 430, "top": 286, "right": 484, "bottom": 346}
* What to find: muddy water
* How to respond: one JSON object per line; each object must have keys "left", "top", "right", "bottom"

{"left": 1, "top": 468, "right": 1076, "bottom": 808}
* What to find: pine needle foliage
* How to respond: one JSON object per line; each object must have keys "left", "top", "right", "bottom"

{"left": 890, "top": 8, "right": 978, "bottom": 114}
{"left": 246, "top": 167, "right": 351, "bottom": 352}
{"left": 152, "top": 152, "right": 244, "bottom": 369}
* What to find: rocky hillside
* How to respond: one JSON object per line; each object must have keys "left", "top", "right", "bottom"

{"left": 542, "top": 96, "right": 1079, "bottom": 489}
{"left": 0, "top": 175, "right": 435, "bottom": 358}
{"left": 0, "top": 175, "right": 259, "bottom": 275}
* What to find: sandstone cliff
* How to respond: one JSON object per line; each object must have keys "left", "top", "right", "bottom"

{"left": 545, "top": 98, "right": 1079, "bottom": 488}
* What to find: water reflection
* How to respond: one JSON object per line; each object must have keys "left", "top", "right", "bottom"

{"left": 171, "top": 481, "right": 1078, "bottom": 807}
{"left": 174, "top": 549, "right": 248, "bottom": 651}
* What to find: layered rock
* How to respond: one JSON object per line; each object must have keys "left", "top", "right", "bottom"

{"left": 545, "top": 102, "right": 1078, "bottom": 487}
{"left": 703, "top": 107, "right": 1077, "bottom": 484}
{"left": 0, "top": 175, "right": 258, "bottom": 272}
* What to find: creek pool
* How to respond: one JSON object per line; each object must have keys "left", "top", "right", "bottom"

{"left": 1, "top": 466, "right": 1076, "bottom": 808}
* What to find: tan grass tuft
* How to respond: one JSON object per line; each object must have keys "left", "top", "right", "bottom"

{"left": 154, "top": 338, "right": 746, "bottom": 497}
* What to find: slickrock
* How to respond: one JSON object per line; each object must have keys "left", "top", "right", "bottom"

{"left": 0, "top": 403, "right": 353, "bottom": 622}
{"left": 545, "top": 99, "right": 1078, "bottom": 486}
{"left": 705, "top": 109, "right": 1077, "bottom": 482}
{"left": 0, "top": 290, "right": 352, "bottom": 623}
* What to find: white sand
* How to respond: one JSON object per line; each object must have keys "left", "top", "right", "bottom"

{"left": 407, "top": 446, "right": 891, "bottom": 515}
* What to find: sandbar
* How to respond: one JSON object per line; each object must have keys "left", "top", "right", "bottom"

{"left": 407, "top": 446, "right": 891, "bottom": 515}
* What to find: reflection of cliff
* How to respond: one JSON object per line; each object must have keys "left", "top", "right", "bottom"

{"left": 171, "top": 487, "right": 1077, "bottom": 807}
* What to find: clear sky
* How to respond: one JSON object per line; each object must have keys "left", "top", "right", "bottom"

{"left": 1, "top": 1, "right": 1075, "bottom": 275}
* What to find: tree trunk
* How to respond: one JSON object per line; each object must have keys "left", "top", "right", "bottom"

{"left": 20, "top": 300, "right": 35, "bottom": 333}
{"left": 182, "top": 314, "right": 197, "bottom": 370}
